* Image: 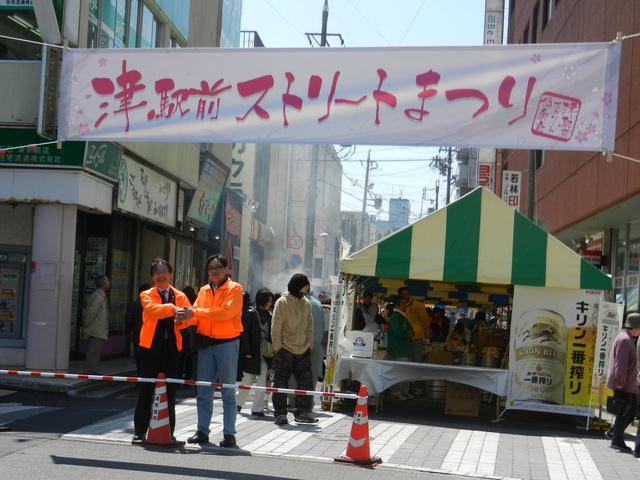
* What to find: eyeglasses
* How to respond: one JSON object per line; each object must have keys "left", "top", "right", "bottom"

{"left": 208, "top": 265, "right": 225, "bottom": 271}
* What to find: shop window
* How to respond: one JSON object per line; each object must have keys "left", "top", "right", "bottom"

{"left": 531, "top": 3, "right": 539, "bottom": 44}
{"left": 534, "top": 150, "right": 544, "bottom": 171}
{"left": 140, "top": 4, "right": 160, "bottom": 48}
{"left": 0, "top": 8, "right": 41, "bottom": 60}
{"left": 543, "top": 0, "right": 553, "bottom": 28}
{"left": 87, "top": 0, "right": 171, "bottom": 50}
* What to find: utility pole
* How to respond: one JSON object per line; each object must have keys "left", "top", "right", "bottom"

{"left": 303, "top": 1, "right": 329, "bottom": 278}
{"left": 435, "top": 180, "right": 439, "bottom": 210}
{"left": 306, "top": 1, "right": 344, "bottom": 47}
{"left": 360, "top": 149, "right": 371, "bottom": 250}
{"left": 527, "top": 149, "right": 536, "bottom": 220}
{"left": 321, "top": 0, "right": 328, "bottom": 47}
{"left": 446, "top": 147, "right": 452, "bottom": 205}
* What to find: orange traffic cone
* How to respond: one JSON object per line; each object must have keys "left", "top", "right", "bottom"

{"left": 140, "top": 373, "right": 185, "bottom": 448}
{"left": 334, "top": 384, "right": 382, "bottom": 467}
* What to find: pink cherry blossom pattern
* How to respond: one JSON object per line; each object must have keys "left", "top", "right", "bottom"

{"left": 531, "top": 54, "right": 541, "bottom": 64}
{"left": 601, "top": 91, "right": 613, "bottom": 106}
{"left": 575, "top": 131, "right": 588, "bottom": 143}
{"left": 77, "top": 123, "right": 90, "bottom": 135}
{"left": 561, "top": 66, "right": 576, "bottom": 80}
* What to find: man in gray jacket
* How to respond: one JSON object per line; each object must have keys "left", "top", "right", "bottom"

{"left": 271, "top": 273, "right": 318, "bottom": 425}
{"left": 83, "top": 275, "right": 110, "bottom": 374}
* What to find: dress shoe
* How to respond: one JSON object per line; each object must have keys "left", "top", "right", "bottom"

{"left": 634, "top": 450, "right": 640, "bottom": 458}
{"left": 237, "top": 405, "right": 242, "bottom": 413}
{"left": 187, "top": 431, "right": 209, "bottom": 444}
{"left": 219, "top": 434, "right": 236, "bottom": 448}
{"left": 251, "top": 411, "right": 265, "bottom": 417}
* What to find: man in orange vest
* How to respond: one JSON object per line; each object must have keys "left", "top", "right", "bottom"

{"left": 185, "top": 254, "right": 243, "bottom": 448}
{"left": 132, "top": 258, "right": 192, "bottom": 445}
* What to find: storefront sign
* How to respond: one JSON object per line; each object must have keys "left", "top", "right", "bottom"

{"left": 116, "top": 156, "right": 177, "bottom": 227}
{"left": 501, "top": 170, "right": 521, "bottom": 209}
{"left": 0, "top": 129, "right": 83, "bottom": 167}
{"left": 185, "top": 155, "right": 229, "bottom": 228}
{"left": 82, "top": 141, "right": 123, "bottom": 181}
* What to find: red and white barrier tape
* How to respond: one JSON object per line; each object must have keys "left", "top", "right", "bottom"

{"left": 0, "top": 369, "right": 359, "bottom": 400}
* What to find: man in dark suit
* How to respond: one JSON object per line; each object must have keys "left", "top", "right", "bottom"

{"left": 132, "top": 258, "right": 192, "bottom": 445}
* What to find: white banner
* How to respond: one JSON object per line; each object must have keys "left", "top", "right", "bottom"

{"left": 58, "top": 43, "right": 620, "bottom": 151}
{"left": 590, "top": 301, "right": 624, "bottom": 407}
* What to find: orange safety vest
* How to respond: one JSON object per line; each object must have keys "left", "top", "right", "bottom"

{"left": 138, "top": 286, "right": 192, "bottom": 350}
{"left": 192, "top": 279, "right": 243, "bottom": 340}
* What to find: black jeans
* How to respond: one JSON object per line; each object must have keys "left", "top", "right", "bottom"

{"left": 133, "top": 342, "right": 179, "bottom": 437}
{"left": 611, "top": 390, "right": 638, "bottom": 446}
{"left": 272, "top": 348, "right": 313, "bottom": 417}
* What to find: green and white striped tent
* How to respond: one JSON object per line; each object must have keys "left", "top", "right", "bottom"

{"left": 340, "top": 188, "right": 610, "bottom": 305}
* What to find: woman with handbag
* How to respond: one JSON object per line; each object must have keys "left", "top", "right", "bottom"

{"left": 236, "top": 288, "right": 274, "bottom": 417}
{"left": 606, "top": 313, "right": 640, "bottom": 454}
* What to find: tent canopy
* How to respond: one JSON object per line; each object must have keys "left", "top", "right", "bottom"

{"left": 340, "top": 188, "right": 611, "bottom": 304}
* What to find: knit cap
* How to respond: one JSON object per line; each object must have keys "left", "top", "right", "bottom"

{"left": 287, "top": 273, "right": 310, "bottom": 298}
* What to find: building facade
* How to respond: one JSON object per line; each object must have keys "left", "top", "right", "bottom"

{"left": 505, "top": 0, "right": 640, "bottom": 310}
{"left": 0, "top": 0, "right": 240, "bottom": 369}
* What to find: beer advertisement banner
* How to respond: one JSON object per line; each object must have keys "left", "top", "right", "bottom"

{"left": 590, "top": 301, "right": 624, "bottom": 408}
{"left": 507, "top": 285, "right": 602, "bottom": 416}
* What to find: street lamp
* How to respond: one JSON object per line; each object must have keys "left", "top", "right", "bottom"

{"left": 318, "top": 232, "right": 330, "bottom": 288}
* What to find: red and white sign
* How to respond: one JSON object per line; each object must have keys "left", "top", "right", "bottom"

{"left": 478, "top": 164, "right": 493, "bottom": 187}
{"left": 58, "top": 43, "right": 620, "bottom": 151}
{"left": 288, "top": 234, "right": 303, "bottom": 250}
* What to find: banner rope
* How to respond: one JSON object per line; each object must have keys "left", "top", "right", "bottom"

{"left": 0, "top": 33, "right": 64, "bottom": 49}
{"left": 0, "top": 369, "right": 359, "bottom": 399}
{"left": 601, "top": 151, "right": 640, "bottom": 164}
{"left": 0, "top": 141, "right": 60, "bottom": 153}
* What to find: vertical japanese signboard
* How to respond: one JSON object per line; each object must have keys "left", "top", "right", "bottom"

{"left": 501, "top": 170, "right": 521, "bottom": 209}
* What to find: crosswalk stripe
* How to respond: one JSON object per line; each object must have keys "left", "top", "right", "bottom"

{"left": 542, "top": 437, "right": 603, "bottom": 480}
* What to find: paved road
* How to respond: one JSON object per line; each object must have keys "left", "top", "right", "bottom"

{"left": 59, "top": 389, "right": 640, "bottom": 480}
{"left": 3, "top": 362, "right": 640, "bottom": 479}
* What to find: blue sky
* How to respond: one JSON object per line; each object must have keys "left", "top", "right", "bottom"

{"left": 240, "top": 0, "right": 497, "bottom": 221}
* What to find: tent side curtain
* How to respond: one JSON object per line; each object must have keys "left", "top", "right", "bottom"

{"left": 340, "top": 187, "right": 612, "bottom": 291}
{"left": 353, "top": 275, "right": 513, "bottom": 308}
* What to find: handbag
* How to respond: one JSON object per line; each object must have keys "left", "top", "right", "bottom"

{"left": 79, "top": 326, "right": 89, "bottom": 339}
{"left": 260, "top": 338, "right": 274, "bottom": 358}
{"left": 257, "top": 310, "right": 274, "bottom": 358}
{"left": 606, "top": 395, "right": 629, "bottom": 416}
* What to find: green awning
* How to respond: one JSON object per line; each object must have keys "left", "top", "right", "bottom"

{"left": 340, "top": 187, "right": 611, "bottom": 291}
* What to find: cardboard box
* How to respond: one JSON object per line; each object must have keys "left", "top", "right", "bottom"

{"left": 427, "top": 351, "right": 454, "bottom": 365}
{"left": 345, "top": 331, "right": 374, "bottom": 358}
{"left": 445, "top": 382, "right": 481, "bottom": 417}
